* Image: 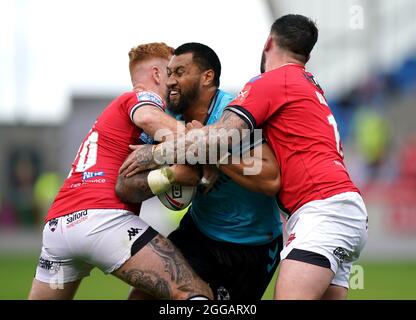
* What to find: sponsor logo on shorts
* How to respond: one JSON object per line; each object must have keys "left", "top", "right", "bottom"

{"left": 66, "top": 210, "right": 88, "bottom": 228}
{"left": 82, "top": 171, "right": 105, "bottom": 181}
{"left": 216, "top": 286, "right": 230, "bottom": 300}
{"left": 127, "top": 227, "right": 142, "bottom": 241}
{"left": 48, "top": 219, "right": 58, "bottom": 232}
{"left": 38, "top": 257, "right": 61, "bottom": 271}
{"left": 286, "top": 233, "right": 296, "bottom": 247}
{"left": 333, "top": 247, "right": 349, "bottom": 262}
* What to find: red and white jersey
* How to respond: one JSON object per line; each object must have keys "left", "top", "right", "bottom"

{"left": 46, "top": 90, "right": 165, "bottom": 222}
{"left": 225, "top": 64, "right": 359, "bottom": 215}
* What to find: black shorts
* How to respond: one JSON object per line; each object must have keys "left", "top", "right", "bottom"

{"left": 168, "top": 213, "right": 283, "bottom": 300}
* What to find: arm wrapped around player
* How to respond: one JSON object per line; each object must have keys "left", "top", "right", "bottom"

{"left": 116, "top": 164, "right": 200, "bottom": 204}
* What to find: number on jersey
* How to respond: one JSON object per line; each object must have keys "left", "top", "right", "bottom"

{"left": 315, "top": 91, "right": 343, "bottom": 157}
{"left": 327, "top": 115, "right": 343, "bottom": 157}
{"left": 315, "top": 91, "right": 328, "bottom": 106}
{"left": 68, "top": 130, "right": 99, "bottom": 178}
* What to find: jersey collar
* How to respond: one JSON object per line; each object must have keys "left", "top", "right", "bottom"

{"left": 279, "top": 63, "right": 305, "bottom": 69}
{"left": 203, "top": 89, "right": 220, "bottom": 125}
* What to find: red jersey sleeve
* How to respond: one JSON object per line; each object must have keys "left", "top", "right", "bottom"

{"left": 126, "top": 90, "right": 166, "bottom": 123}
{"left": 224, "top": 74, "right": 286, "bottom": 130}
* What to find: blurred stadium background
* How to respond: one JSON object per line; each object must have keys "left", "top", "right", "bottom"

{"left": 0, "top": 0, "right": 415, "bottom": 299}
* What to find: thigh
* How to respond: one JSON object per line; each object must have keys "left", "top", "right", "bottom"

{"left": 80, "top": 210, "right": 211, "bottom": 300}
{"left": 127, "top": 287, "right": 155, "bottom": 300}
{"left": 170, "top": 216, "right": 284, "bottom": 300}
{"left": 169, "top": 214, "right": 243, "bottom": 300}
{"left": 275, "top": 258, "right": 334, "bottom": 300}
{"left": 321, "top": 284, "right": 348, "bottom": 300}
{"left": 28, "top": 278, "right": 82, "bottom": 300}
{"left": 170, "top": 229, "right": 227, "bottom": 300}
{"left": 280, "top": 193, "right": 368, "bottom": 292}
{"left": 225, "top": 235, "right": 283, "bottom": 300}
{"left": 81, "top": 209, "right": 156, "bottom": 274}
{"left": 168, "top": 214, "right": 218, "bottom": 286}
{"left": 113, "top": 234, "right": 212, "bottom": 300}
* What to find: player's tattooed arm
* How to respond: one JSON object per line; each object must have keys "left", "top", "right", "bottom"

{"left": 115, "top": 171, "right": 154, "bottom": 203}
{"left": 156, "top": 110, "right": 251, "bottom": 165}
{"left": 121, "top": 110, "right": 251, "bottom": 177}
{"left": 197, "top": 110, "right": 251, "bottom": 162}
{"left": 134, "top": 145, "right": 157, "bottom": 169}
{"left": 219, "top": 142, "right": 281, "bottom": 196}
{"left": 116, "top": 164, "right": 200, "bottom": 202}
{"left": 215, "top": 109, "right": 250, "bottom": 132}
{"left": 119, "top": 144, "right": 160, "bottom": 178}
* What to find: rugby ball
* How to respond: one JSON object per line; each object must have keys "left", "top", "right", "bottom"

{"left": 158, "top": 185, "right": 197, "bottom": 211}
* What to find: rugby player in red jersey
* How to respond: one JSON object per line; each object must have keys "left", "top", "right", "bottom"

{"left": 223, "top": 15, "right": 368, "bottom": 299}
{"left": 28, "top": 43, "right": 212, "bottom": 300}
{"left": 124, "top": 15, "right": 368, "bottom": 300}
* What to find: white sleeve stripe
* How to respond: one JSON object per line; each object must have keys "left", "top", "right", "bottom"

{"left": 224, "top": 106, "right": 254, "bottom": 132}
{"left": 129, "top": 102, "right": 163, "bottom": 122}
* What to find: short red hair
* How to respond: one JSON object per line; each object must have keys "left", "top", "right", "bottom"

{"left": 128, "top": 42, "right": 174, "bottom": 72}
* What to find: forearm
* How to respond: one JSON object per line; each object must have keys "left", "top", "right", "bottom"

{"left": 219, "top": 159, "right": 279, "bottom": 197}
{"left": 153, "top": 110, "right": 250, "bottom": 164}
{"left": 116, "top": 165, "right": 201, "bottom": 203}
{"left": 210, "top": 109, "right": 250, "bottom": 139}
{"left": 219, "top": 163, "right": 261, "bottom": 193}
{"left": 134, "top": 106, "right": 185, "bottom": 142}
{"left": 218, "top": 143, "right": 281, "bottom": 196}
{"left": 115, "top": 172, "right": 154, "bottom": 204}
{"left": 126, "top": 110, "right": 250, "bottom": 173}
{"left": 199, "top": 111, "right": 250, "bottom": 161}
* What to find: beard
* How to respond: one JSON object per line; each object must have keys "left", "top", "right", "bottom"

{"left": 167, "top": 82, "right": 200, "bottom": 116}
{"left": 260, "top": 51, "right": 266, "bottom": 74}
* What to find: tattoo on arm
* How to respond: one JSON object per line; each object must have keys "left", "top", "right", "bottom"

{"left": 135, "top": 144, "right": 154, "bottom": 166}
{"left": 195, "top": 110, "right": 251, "bottom": 161}
{"left": 217, "top": 110, "right": 249, "bottom": 131}
{"left": 115, "top": 172, "right": 153, "bottom": 203}
{"left": 174, "top": 111, "right": 251, "bottom": 165}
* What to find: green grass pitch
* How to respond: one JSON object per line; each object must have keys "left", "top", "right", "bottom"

{"left": 0, "top": 254, "right": 415, "bottom": 300}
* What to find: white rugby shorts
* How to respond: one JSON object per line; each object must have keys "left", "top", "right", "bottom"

{"left": 35, "top": 209, "right": 157, "bottom": 284}
{"left": 280, "top": 192, "right": 368, "bottom": 288}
